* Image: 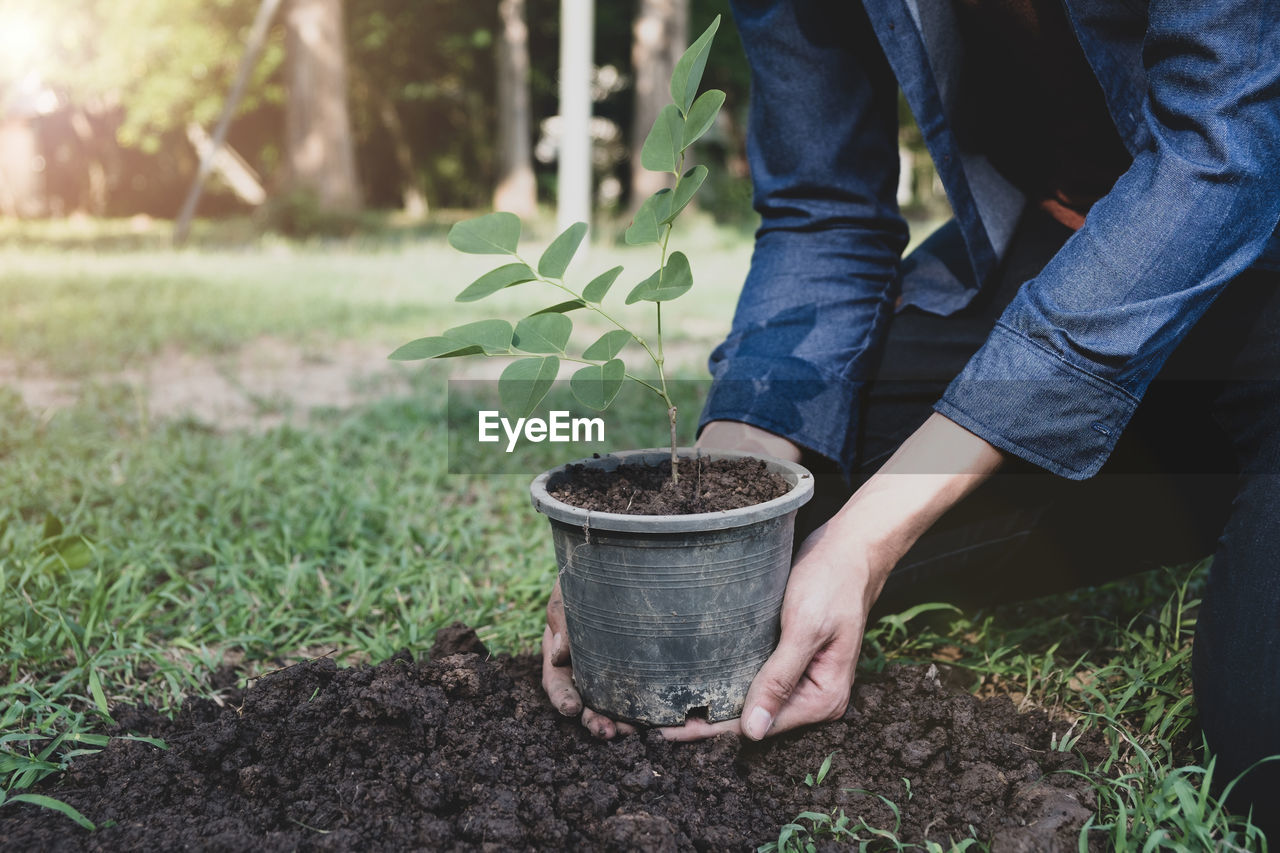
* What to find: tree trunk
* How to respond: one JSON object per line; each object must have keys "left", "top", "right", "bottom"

{"left": 283, "top": 0, "right": 360, "bottom": 211}
{"left": 494, "top": 0, "right": 536, "bottom": 217}
{"left": 629, "top": 0, "right": 688, "bottom": 211}
{"left": 69, "top": 109, "right": 108, "bottom": 216}
{"left": 0, "top": 120, "right": 44, "bottom": 218}
{"left": 377, "top": 95, "right": 428, "bottom": 218}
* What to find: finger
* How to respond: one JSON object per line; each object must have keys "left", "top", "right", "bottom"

{"left": 541, "top": 625, "right": 582, "bottom": 716}
{"left": 658, "top": 717, "right": 740, "bottom": 742}
{"left": 739, "top": 630, "right": 824, "bottom": 741}
{"left": 766, "top": 639, "right": 861, "bottom": 736}
{"left": 545, "top": 582, "right": 570, "bottom": 665}
{"left": 581, "top": 707, "right": 635, "bottom": 739}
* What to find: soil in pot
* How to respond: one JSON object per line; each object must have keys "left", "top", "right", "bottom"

{"left": 547, "top": 456, "right": 789, "bottom": 515}
{"left": 1, "top": 625, "right": 1110, "bottom": 851}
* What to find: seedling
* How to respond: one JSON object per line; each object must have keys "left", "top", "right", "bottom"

{"left": 803, "top": 751, "right": 836, "bottom": 788}
{"left": 391, "top": 18, "right": 725, "bottom": 482}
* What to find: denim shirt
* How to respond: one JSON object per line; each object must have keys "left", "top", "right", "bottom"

{"left": 699, "top": 0, "right": 1280, "bottom": 479}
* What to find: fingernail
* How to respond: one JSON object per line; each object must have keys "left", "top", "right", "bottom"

{"left": 551, "top": 632, "right": 563, "bottom": 659}
{"left": 745, "top": 706, "right": 773, "bottom": 740}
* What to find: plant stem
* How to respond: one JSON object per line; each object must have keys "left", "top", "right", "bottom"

{"left": 668, "top": 404, "right": 678, "bottom": 478}
{"left": 520, "top": 257, "right": 681, "bottom": 479}
{"left": 653, "top": 154, "right": 683, "bottom": 482}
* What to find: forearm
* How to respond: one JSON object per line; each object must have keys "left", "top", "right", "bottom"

{"left": 698, "top": 420, "right": 802, "bottom": 463}
{"left": 825, "top": 412, "right": 1005, "bottom": 572}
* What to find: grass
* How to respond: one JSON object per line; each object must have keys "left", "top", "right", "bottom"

{"left": 0, "top": 216, "right": 1269, "bottom": 848}
{"left": 0, "top": 211, "right": 756, "bottom": 376}
{"left": 759, "top": 566, "right": 1272, "bottom": 851}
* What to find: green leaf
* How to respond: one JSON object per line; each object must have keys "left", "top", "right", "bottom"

{"left": 68, "top": 732, "right": 110, "bottom": 747}
{"left": 662, "top": 166, "right": 708, "bottom": 224}
{"left": 6, "top": 794, "right": 96, "bottom": 830}
{"left": 640, "top": 104, "right": 684, "bottom": 173}
{"left": 570, "top": 359, "right": 625, "bottom": 410}
{"left": 513, "top": 314, "right": 572, "bottom": 354}
{"left": 583, "top": 266, "right": 624, "bottom": 302}
{"left": 624, "top": 192, "right": 671, "bottom": 245}
{"left": 532, "top": 299, "right": 587, "bottom": 314}
{"left": 816, "top": 751, "right": 835, "bottom": 785}
{"left": 538, "top": 222, "right": 588, "bottom": 278}
{"left": 499, "top": 357, "right": 559, "bottom": 417}
{"left": 625, "top": 251, "right": 694, "bottom": 304}
{"left": 442, "top": 319, "right": 514, "bottom": 354}
{"left": 388, "top": 336, "right": 482, "bottom": 360}
{"left": 682, "top": 90, "right": 725, "bottom": 150}
{"left": 455, "top": 262, "right": 536, "bottom": 302}
{"left": 42, "top": 513, "right": 63, "bottom": 539}
{"left": 671, "top": 16, "right": 721, "bottom": 113}
{"left": 447, "top": 212, "right": 521, "bottom": 254}
{"left": 88, "top": 669, "right": 110, "bottom": 716}
{"left": 582, "top": 330, "right": 632, "bottom": 361}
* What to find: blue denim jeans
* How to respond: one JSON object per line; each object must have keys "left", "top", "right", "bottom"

{"left": 796, "top": 208, "right": 1280, "bottom": 827}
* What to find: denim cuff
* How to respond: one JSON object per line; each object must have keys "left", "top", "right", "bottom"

{"left": 698, "top": 356, "right": 860, "bottom": 477}
{"left": 935, "top": 322, "right": 1139, "bottom": 479}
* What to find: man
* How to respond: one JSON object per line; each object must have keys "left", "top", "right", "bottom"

{"left": 543, "top": 0, "right": 1280, "bottom": 822}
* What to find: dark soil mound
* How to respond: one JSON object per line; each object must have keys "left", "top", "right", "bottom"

{"left": 1, "top": 627, "right": 1105, "bottom": 851}
{"left": 548, "top": 457, "right": 790, "bottom": 515}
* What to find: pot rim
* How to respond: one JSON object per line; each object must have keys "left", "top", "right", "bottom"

{"left": 529, "top": 447, "right": 814, "bottom": 533}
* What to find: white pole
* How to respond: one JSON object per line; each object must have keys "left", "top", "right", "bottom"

{"left": 557, "top": 0, "right": 594, "bottom": 232}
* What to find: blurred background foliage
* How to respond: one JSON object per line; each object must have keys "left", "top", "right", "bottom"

{"left": 0, "top": 0, "right": 944, "bottom": 231}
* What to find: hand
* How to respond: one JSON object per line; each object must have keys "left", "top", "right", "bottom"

{"left": 539, "top": 420, "right": 798, "bottom": 739}
{"left": 664, "top": 413, "right": 1006, "bottom": 742}
{"left": 541, "top": 579, "right": 637, "bottom": 739}
{"left": 659, "top": 519, "right": 887, "bottom": 741}
{"left": 543, "top": 414, "right": 1001, "bottom": 742}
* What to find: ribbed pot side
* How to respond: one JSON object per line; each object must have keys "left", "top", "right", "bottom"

{"left": 530, "top": 448, "right": 814, "bottom": 726}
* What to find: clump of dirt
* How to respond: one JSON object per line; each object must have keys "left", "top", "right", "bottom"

{"left": 548, "top": 457, "right": 790, "bottom": 515}
{"left": 0, "top": 626, "right": 1106, "bottom": 851}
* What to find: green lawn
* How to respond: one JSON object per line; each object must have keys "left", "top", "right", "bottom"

{"left": 0, "top": 212, "right": 755, "bottom": 376}
{"left": 0, "top": 217, "right": 1267, "bottom": 849}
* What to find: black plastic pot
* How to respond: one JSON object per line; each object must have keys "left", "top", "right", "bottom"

{"left": 530, "top": 448, "right": 814, "bottom": 725}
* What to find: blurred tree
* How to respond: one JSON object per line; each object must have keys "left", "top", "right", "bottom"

{"left": 346, "top": 0, "right": 496, "bottom": 210}
{"left": 494, "top": 0, "right": 536, "bottom": 216}
{"left": 0, "top": 0, "right": 763, "bottom": 221}
{"left": 284, "top": 0, "right": 360, "bottom": 211}
{"left": 629, "top": 0, "right": 687, "bottom": 211}
{"left": 0, "top": 0, "right": 284, "bottom": 215}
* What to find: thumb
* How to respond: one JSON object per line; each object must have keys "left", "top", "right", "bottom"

{"left": 740, "top": 631, "right": 819, "bottom": 741}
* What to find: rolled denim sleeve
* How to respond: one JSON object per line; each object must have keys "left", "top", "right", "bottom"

{"left": 699, "top": 0, "right": 908, "bottom": 471}
{"left": 938, "top": 0, "right": 1280, "bottom": 479}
